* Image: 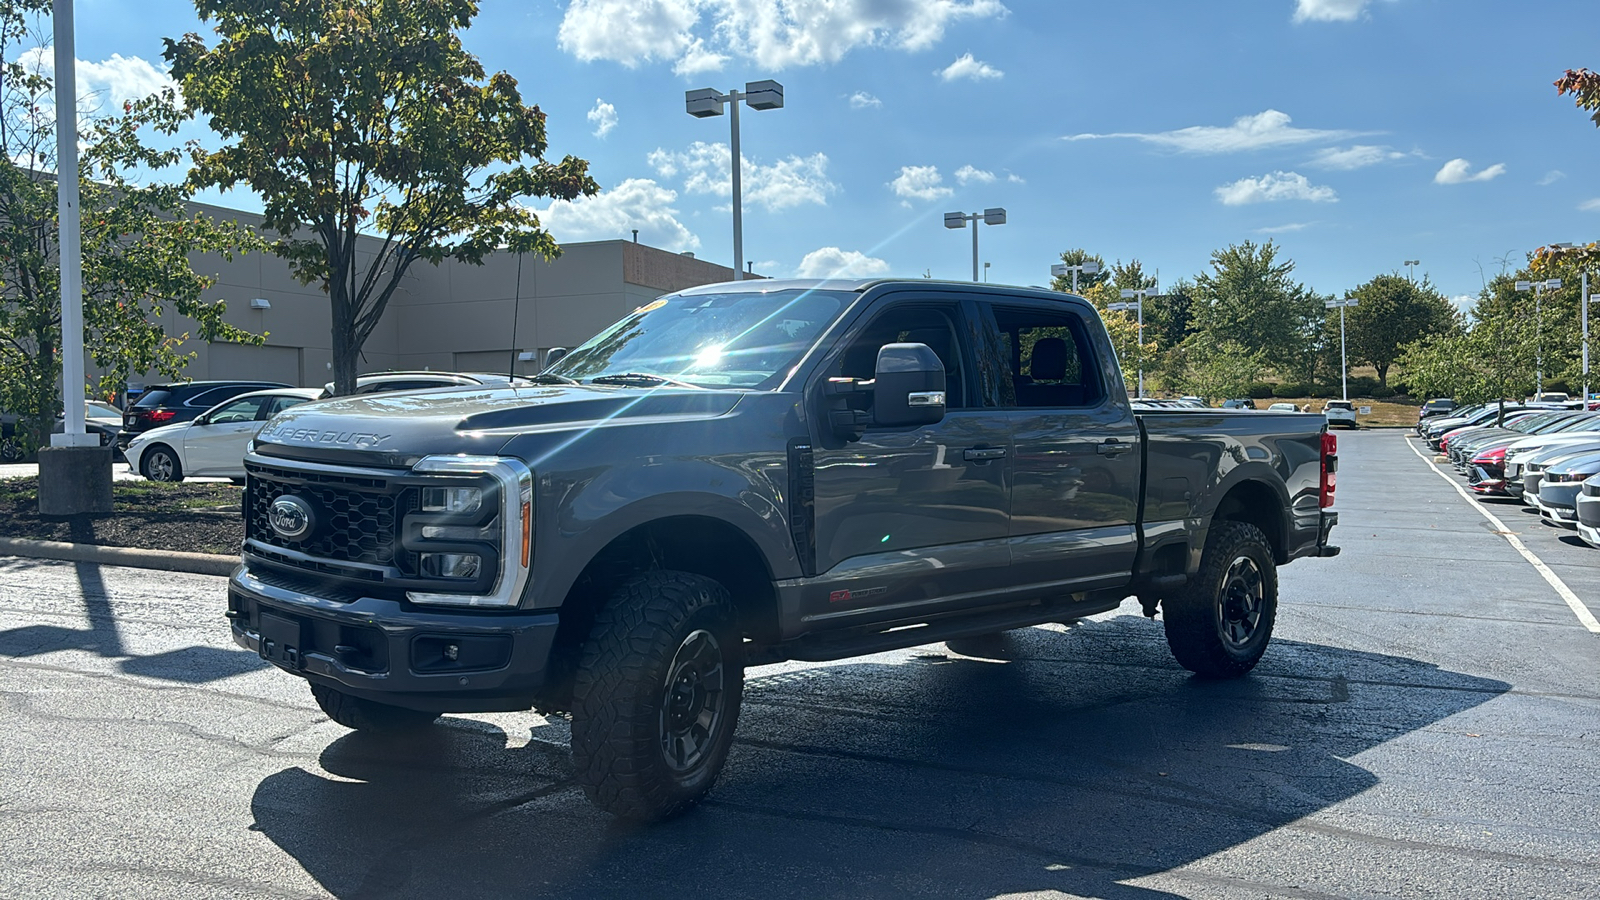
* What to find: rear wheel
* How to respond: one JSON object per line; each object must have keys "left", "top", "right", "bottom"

{"left": 571, "top": 570, "right": 743, "bottom": 822}
{"left": 1162, "top": 521, "right": 1277, "bottom": 678}
{"left": 310, "top": 683, "right": 440, "bottom": 732}
{"left": 140, "top": 444, "right": 183, "bottom": 482}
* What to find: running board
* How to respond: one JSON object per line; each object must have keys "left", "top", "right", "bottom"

{"left": 761, "top": 595, "right": 1126, "bottom": 663}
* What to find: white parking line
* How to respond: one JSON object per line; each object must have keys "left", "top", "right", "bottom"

{"left": 1404, "top": 436, "right": 1600, "bottom": 634}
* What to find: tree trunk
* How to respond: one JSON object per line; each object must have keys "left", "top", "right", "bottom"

{"left": 330, "top": 281, "right": 359, "bottom": 397}
{"left": 1376, "top": 362, "right": 1389, "bottom": 387}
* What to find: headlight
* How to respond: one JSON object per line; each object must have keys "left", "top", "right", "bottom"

{"left": 405, "top": 455, "right": 533, "bottom": 608}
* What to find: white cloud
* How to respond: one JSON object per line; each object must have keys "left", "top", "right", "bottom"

{"left": 848, "top": 91, "right": 882, "bottom": 109}
{"left": 1065, "top": 109, "right": 1368, "bottom": 154}
{"left": 1538, "top": 169, "right": 1566, "bottom": 186}
{"left": 672, "top": 38, "right": 728, "bottom": 75}
{"left": 1006, "top": 173, "right": 1025, "bottom": 184}
{"left": 1292, "top": 0, "right": 1369, "bottom": 22}
{"left": 558, "top": 0, "right": 1008, "bottom": 72}
{"left": 1434, "top": 158, "right": 1506, "bottom": 184}
{"left": 889, "top": 165, "right": 953, "bottom": 202}
{"left": 1215, "top": 171, "right": 1338, "bottom": 205}
{"left": 18, "top": 47, "right": 176, "bottom": 111}
{"left": 1307, "top": 144, "right": 1406, "bottom": 170}
{"left": 1255, "top": 222, "right": 1313, "bottom": 234}
{"left": 1578, "top": 198, "right": 1600, "bottom": 212}
{"left": 649, "top": 141, "right": 836, "bottom": 211}
{"left": 937, "top": 52, "right": 1002, "bottom": 82}
{"left": 797, "top": 247, "right": 891, "bottom": 278}
{"left": 587, "top": 99, "right": 618, "bottom": 138}
{"left": 532, "top": 178, "right": 699, "bottom": 252}
{"left": 1448, "top": 294, "right": 1474, "bottom": 314}
{"left": 557, "top": 0, "right": 699, "bottom": 67}
{"left": 954, "top": 164, "right": 996, "bottom": 184}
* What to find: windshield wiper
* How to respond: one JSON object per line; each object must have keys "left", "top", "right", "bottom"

{"left": 523, "top": 373, "right": 578, "bottom": 385}
{"left": 589, "top": 372, "right": 702, "bottom": 389}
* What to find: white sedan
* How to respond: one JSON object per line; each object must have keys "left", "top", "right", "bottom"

{"left": 126, "top": 388, "right": 323, "bottom": 482}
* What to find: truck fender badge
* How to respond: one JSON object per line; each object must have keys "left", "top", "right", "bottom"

{"left": 259, "top": 424, "right": 392, "bottom": 448}
{"left": 829, "top": 586, "right": 886, "bottom": 603}
{"left": 268, "top": 495, "right": 315, "bottom": 540}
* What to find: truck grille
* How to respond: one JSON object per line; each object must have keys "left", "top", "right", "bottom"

{"left": 245, "top": 461, "right": 419, "bottom": 575}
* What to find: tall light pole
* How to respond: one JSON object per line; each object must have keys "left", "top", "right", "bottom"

{"left": 51, "top": 0, "right": 90, "bottom": 449}
{"left": 686, "top": 80, "right": 784, "bottom": 281}
{"left": 1404, "top": 259, "right": 1419, "bottom": 283}
{"left": 983, "top": 262, "right": 991, "bottom": 282}
{"left": 1050, "top": 260, "right": 1100, "bottom": 293}
{"left": 1550, "top": 243, "right": 1591, "bottom": 408}
{"left": 944, "top": 209, "right": 1006, "bottom": 282}
{"left": 1111, "top": 282, "right": 1156, "bottom": 399}
{"left": 1514, "top": 277, "right": 1562, "bottom": 396}
{"left": 1325, "top": 297, "right": 1359, "bottom": 401}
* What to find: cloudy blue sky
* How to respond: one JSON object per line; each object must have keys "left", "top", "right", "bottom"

{"left": 50, "top": 0, "right": 1600, "bottom": 305}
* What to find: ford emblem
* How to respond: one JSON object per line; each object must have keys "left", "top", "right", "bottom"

{"left": 268, "top": 495, "right": 314, "bottom": 541}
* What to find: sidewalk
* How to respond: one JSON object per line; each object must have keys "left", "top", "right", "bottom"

{"left": 0, "top": 461, "right": 229, "bottom": 483}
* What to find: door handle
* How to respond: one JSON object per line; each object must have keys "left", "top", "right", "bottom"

{"left": 963, "top": 447, "right": 1007, "bottom": 462}
{"left": 1097, "top": 439, "right": 1133, "bottom": 457}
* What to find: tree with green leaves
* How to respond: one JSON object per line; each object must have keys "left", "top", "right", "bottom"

{"left": 1170, "top": 336, "right": 1267, "bottom": 403}
{"left": 1340, "top": 274, "right": 1460, "bottom": 386}
{"left": 164, "top": 0, "right": 599, "bottom": 395}
{"left": 0, "top": 0, "right": 264, "bottom": 457}
{"left": 1398, "top": 283, "right": 1538, "bottom": 425}
{"left": 1190, "top": 240, "right": 1321, "bottom": 379}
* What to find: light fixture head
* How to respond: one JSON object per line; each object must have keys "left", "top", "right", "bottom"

{"left": 248, "top": 297, "right": 270, "bottom": 310}
{"left": 685, "top": 88, "right": 726, "bottom": 118}
{"left": 1515, "top": 280, "right": 1532, "bottom": 291}
{"left": 1081, "top": 261, "right": 1100, "bottom": 275}
{"left": 744, "top": 80, "right": 784, "bottom": 111}
{"left": 944, "top": 211, "right": 967, "bottom": 229}
{"left": 1120, "top": 289, "right": 1137, "bottom": 299}
{"left": 982, "top": 207, "right": 1007, "bottom": 226}
{"left": 1050, "top": 263, "right": 1067, "bottom": 277}
{"left": 516, "top": 351, "right": 537, "bottom": 361}
{"left": 1545, "top": 278, "right": 1563, "bottom": 289}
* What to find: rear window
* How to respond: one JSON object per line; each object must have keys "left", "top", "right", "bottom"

{"left": 132, "top": 390, "right": 173, "bottom": 408}
{"left": 1326, "top": 401, "right": 1353, "bottom": 409}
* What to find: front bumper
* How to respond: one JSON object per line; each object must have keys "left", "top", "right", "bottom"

{"left": 228, "top": 565, "right": 560, "bottom": 712}
{"left": 1533, "top": 488, "right": 1580, "bottom": 528}
{"left": 1576, "top": 494, "right": 1600, "bottom": 548}
{"left": 1468, "top": 464, "right": 1507, "bottom": 494}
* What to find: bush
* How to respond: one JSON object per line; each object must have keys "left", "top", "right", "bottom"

{"left": 1370, "top": 384, "right": 1396, "bottom": 399}
{"left": 1348, "top": 375, "right": 1380, "bottom": 397}
{"left": 1545, "top": 379, "right": 1572, "bottom": 395}
{"left": 1247, "top": 381, "right": 1276, "bottom": 399}
{"left": 1274, "top": 382, "right": 1308, "bottom": 398}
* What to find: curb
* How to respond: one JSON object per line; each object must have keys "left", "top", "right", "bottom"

{"left": 0, "top": 537, "right": 237, "bottom": 577}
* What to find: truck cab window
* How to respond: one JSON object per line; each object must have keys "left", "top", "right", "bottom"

{"left": 988, "top": 305, "right": 1104, "bottom": 409}
{"left": 839, "top": 305, "right": 967, "bottom": 409}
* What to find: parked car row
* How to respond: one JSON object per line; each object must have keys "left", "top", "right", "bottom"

{"left": 124, "top": 371, "right": 535, "bottom": 482}
{"left": 1418, "top": 401, "right": 1600, "bottom": 549}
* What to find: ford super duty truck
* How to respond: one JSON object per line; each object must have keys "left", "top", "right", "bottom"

{"left": 228, "top": 279, "right": 1340, "bottom": 821}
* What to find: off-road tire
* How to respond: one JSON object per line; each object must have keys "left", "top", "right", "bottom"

{"left": 310, "top": 683, "right": 440, "bottom": 732}
{"left": 1162, "top": 521, "right": 1278, "bottom": 678}
{"left": 140, "top": 444, "right": 183, "bottom": 482}
{"left": 571, "top": 570, "right": 743, "bottom": 822}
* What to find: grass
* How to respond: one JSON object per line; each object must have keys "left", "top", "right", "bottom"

{"left": 1267, "top": 398, "right": 1421, "bottom": 427}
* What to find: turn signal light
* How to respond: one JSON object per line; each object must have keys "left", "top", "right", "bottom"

{"left": 1320, "top": 431, "right": 1338, "bottom": 509}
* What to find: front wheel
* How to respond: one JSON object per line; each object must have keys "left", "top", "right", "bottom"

{"left": 1162, "top": 521, "right": 1278, "bottom": 678}
{"left": 571, "top": 571, "right": 743, "bottom": 822}
{"left": 140, "top": 444, "right": 184, "bottom": 482}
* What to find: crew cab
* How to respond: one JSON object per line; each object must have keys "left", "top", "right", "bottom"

{"left": 226, "top": 279, "right": 1340, "bottom": 822}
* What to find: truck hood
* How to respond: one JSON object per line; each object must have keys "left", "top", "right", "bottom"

{"left": 252, "top": 384, "right": 744, "bottom": 466}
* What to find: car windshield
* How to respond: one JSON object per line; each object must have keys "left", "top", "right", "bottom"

{"left": 546, "top": 289, "right": 850, "bottom": 389}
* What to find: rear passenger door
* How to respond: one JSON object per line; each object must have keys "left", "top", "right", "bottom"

{"left": 978, "top": 300, "right": 1142, "bottom": 591}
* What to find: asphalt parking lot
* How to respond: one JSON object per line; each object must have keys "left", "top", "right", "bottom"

{"left": 1, "top": 429, "right": 1596, "bottom": 899}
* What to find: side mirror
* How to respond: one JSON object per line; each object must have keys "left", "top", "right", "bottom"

{"left": 873, "top": 342, "right": 946, "bottom": 427}
{"left": 544, "top": 347, "right": 569, "bottom": 367}
{"left": 194, "top": 414, "right": 210, "bottom": 426}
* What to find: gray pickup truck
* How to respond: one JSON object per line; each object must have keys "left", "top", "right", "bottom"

{"left": 229, "top": 278, "right": 1340, "bottom": 821}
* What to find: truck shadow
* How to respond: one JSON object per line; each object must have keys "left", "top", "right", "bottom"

{"left": 250, "top": 615, "right": 1509, "bottom": 899}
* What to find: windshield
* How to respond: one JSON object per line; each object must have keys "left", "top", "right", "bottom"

{"left": 546, "top": 289, "right": 850, "bottom": 389}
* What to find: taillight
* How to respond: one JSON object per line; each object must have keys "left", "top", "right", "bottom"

{"left": 1320, "top": 431, "right": 1338, "bottom": 508}
{"left": 145, "top": 409, "right": 176, "bottom": 424}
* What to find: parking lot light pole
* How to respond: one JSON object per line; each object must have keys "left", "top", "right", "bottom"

{"left": 944, "top": 208, "right": 1006, "bottom": 282}
{"left": 1550, "top": 244, "right": 1591, "bottom": 408}
{"left": 1404, "top": 259, "right": 1419, "bottom": 283}
{"left": 1325, "top": 297, "right": 1359, "bottom": 401}
{"left": 686, "top": 80, "right": 784, "bottom": 281}
{"left": 1514, "top": 278, "right": 1562, "bottom": 396}
{"left": 1050, "top": 260, "right": 1100, "bottom": 293}
{"left": 1111, "top": 283, "right": 1155, "bottom": 399}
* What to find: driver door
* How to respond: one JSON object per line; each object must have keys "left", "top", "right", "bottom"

{"left": 801, "top": 299, "right": 1013, "bottom": 631}
{"left": 184, "top": 395, "right": 272, "bottom": 475}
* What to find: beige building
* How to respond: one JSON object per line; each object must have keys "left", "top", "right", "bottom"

{"left": 128, "top": 201, "right": 745, "bottom": 391}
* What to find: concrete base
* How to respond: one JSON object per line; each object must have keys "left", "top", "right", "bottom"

{"left": 38, "top": 445, "right": 114, "bottom": 517}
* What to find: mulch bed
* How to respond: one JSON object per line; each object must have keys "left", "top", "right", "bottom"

{"left": 0, "top": 477, "right": 244, "bottom": 556}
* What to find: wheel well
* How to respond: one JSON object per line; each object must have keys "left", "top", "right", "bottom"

{"left": 1211, "top": 480, "right": 1287, "bottom": 564}
{"left": 537, "top": 516, "right": 779, "bottom": 710}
